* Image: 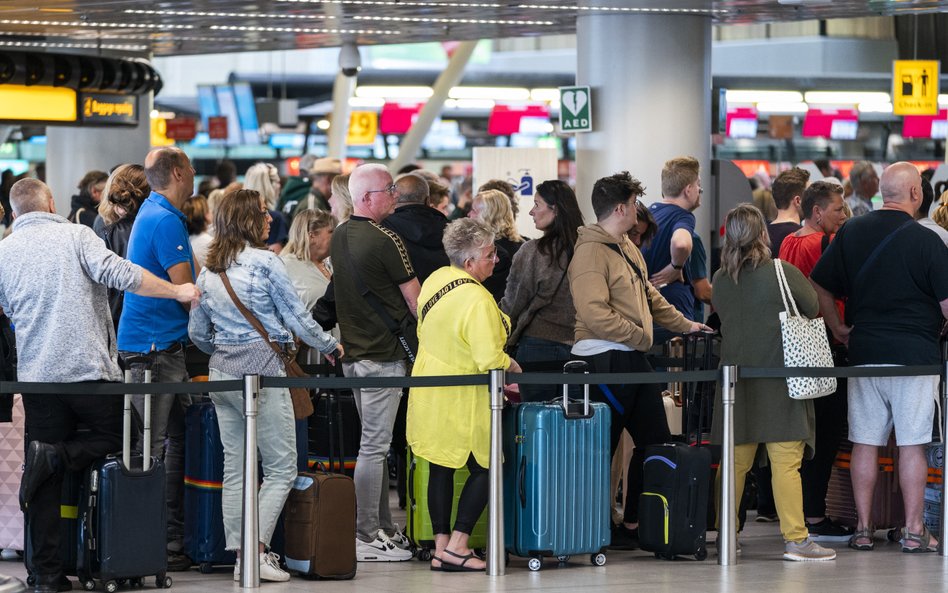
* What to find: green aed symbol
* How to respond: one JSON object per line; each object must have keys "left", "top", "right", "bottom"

{"left": 559, "top": 85, "right": 592, "bottom": 133}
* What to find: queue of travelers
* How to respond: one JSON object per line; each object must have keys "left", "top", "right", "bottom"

{"left": 4, "top": 153, "right": 948, "bottom": 593}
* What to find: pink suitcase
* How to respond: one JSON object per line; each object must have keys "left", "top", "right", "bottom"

{"left": 0, "top": 395, "right": 25, "bottom": 551}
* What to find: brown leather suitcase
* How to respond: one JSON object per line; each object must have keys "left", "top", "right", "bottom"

{"left": 826, "top": 438, "right": 904, "bottom": 532}
{"left": 283, "top": 471, "right": 356, "bottom": 580}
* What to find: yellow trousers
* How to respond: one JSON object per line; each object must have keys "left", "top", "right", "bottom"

{"left": 715, "top": 440, "right": 808, "bottom": 543}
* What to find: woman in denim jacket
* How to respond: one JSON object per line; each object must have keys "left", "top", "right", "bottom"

{"left": 189, "top": 188, "right": 344, "bottom": 582}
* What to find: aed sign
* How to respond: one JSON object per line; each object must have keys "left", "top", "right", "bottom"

{"left": 893, "top": 60, "right": 940, "bottom": 116}
{"left": 80, "top": 93, "right": 138, "bottom": 125}
{"left": 558, "top": 85, "right": 592, "bottom": 133}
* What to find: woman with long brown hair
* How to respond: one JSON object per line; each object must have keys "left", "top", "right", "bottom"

{"left": 189, "top": 188, "right": 343, "bottom": 582}
{"left": 96, "top": 163, "right": 150, "bottom": 327}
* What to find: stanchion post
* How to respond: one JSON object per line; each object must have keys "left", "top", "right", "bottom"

{"left": 240, "top": 374, "right": 261, "bottom": 588}
{"left": 487, "top": 368, "right": 506, "bottom": 577}
{"left": 142, "top": 367, "right": 152, "bottom": 472}
{"left": 122, "top": 371, "right": 132, "bottom": 470}
{"left": 718, "top": 365, "right": 738, "bottom": 566}
{"left": 941, "top": 360, "right": 948, "bottom": 558}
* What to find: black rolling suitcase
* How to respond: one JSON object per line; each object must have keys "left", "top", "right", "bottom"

{"left": 308, "top": 391, "right": 360, "bottom": 476}
{"left": 76, "top": 359, "right": 171, "bottom": 592}
{"left": 638, "top": 442, "right": 711, "bottom": 560}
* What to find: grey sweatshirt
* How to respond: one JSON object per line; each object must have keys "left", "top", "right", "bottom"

{"left": 0, "top": 212, "right": 144, "bottom": 383}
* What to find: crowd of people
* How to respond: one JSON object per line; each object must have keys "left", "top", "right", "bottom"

{"left": 2, "top": 150, "right": 947, "bottom": 592}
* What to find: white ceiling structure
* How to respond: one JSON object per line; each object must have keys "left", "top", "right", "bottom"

{"left": 0, "top": 1, "right": 946, "bottom": 57}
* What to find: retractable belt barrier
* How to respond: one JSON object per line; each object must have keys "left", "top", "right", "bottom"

{"left": 4, "top": 362, "right": 947, "bottom": 581}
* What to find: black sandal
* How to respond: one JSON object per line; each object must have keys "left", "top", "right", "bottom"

{"left": 439, "top": 549, "right": 485, "bottom": 573}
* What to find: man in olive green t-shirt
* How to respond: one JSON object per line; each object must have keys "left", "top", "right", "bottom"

{"left": 330, "top": 163, "right": 420, "bottom": 561}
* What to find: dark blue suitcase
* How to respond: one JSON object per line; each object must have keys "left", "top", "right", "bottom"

{"left": 75, "top": 365, "right": 170, "bottom": 592}
{"left": 639, "top": 442, "right": 711, "bottom": 560}
{"left": 183, "top": 402, "right": 235, "bottom": 573}
{"left": 503, "top": 361, "right": 611, "bottom": 571}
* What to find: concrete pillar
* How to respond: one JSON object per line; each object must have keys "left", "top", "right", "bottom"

{"left": 390, "top": 40, "right": 478, "bottom": 173}
{"left": 45, "top": 93, "right": 152, "bottom": 217}
{"left": 576, "top": 8, "right": 712, "bottom": 242}
{"left": 327, "top": 71, "right": 356, "bottom": 160}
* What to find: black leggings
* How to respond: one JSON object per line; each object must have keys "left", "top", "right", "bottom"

{"left": 428, "top": 454, "right": 488, "bottom": 535}
{"left": 801, "top": 378, "right": 848, "bottom": 517}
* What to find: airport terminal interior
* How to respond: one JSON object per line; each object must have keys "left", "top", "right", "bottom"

{"left": 3, "top": 0, "right": 948, "bottom": 591}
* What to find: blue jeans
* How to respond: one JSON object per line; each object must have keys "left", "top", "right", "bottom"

{"left": 515, "top": 336, "right": 573, "bottom": 403}
{"left": 209, "top": 368, "right": 297, "bottom": 550}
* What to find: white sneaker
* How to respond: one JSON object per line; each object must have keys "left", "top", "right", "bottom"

{"left": 232, "top": 552, "right": 292, "bottom": 582}
{"left": 783, "top": 538, "right": 837, "bottom": 562}
{"left": 356, "top": 534, "right": 414, "bottom": 561}
{"left": 380, "top": 526, "right": 411, "bottom": 551}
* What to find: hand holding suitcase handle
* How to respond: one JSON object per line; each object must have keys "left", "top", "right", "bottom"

{"left": 562, "top": 360, "right": 592, "bottom": 419}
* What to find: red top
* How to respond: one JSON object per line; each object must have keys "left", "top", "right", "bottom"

{"left": 778, "top": 231, "right": 831, "bottom": 278}
{"left": 778, "top": 230, "right": 845, "bottom": 325}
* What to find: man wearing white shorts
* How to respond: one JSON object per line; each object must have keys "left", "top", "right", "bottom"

{"left": 811, "top": 162, "right": 948, "bottom": 553}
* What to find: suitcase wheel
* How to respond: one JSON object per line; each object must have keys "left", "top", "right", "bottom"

{"left": 104, "top": 580, "right": 118, "bottom": 593}
{"left": 132, "top": 578, "right": 145, "bottom": 588}
{"left": 156, "top": 575, "right": 172, "bottom": 589}
{"left": 527, "top": 557, "right": 542, "bottom": 571}
{"left": 591, "top": 553, "right": 606, "bottom": 566}
{"left": 199, "top": 563, "right": 214, "bottom": 574}
{"left": 82, "top": 579, "right": 96, "bottom": 591}
{"left": 556, "top": 555, "right": 570, "bottom": 564}
{"left": 695, "top": 546, "right": 708, "bottom": 561}
{"left": 887, "top": 529, "right": 901, "bottom": 543}
{"left": 26, "top": 576, "right": 35, "bottom": 587}
{"left": 416, "top": 549, "right": 431, "bottom": 562}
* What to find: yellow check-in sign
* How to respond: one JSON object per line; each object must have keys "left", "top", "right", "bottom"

{"left": 893, "top": 60, "right": 940, "bottom": 116}
{"left": 346, "top": 111, "right": 378, "bottom": 146}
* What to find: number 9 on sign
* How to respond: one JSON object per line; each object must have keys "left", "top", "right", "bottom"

{"left": 346, "top": 111, "right": 378, "bottom": 146}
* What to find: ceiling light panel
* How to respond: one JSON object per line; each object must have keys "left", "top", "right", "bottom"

{"left": 209, "top": 25, "right": 398, "bottom": 35}
{"left": 125, "top": 9, "right": 336, "bottom": 20}
{"left": 351, "top": 15, "right": 555, "bottom": 25}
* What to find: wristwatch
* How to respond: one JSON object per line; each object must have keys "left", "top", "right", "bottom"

{"left": 671, "top": 262, "right": 683, "bottom": 270}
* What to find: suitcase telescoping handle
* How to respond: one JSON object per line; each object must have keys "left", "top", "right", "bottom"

{"left": 123, "top": 355, "right": 153, "bottom": 472}
{"left": 562, "top": 360, "right": 591, "bottom": 419}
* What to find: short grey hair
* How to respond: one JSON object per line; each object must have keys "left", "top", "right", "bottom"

{"left": 850, "top": 161, "right": 876, "bottom": 188}
{"left": 10, "top": 178, "right": 52, "bottom": 216}
{"left": 394, "top": 172, "right": 429, "bottom": 204}
{"left": 443, "top": 218, "right": 495, "bottom": 268}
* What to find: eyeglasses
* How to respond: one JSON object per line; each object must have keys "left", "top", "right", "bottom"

{"left": 470, "top": 248, "right": 498, "bottom": 262}
{"left": 366, "top": 183, "right": 397, "bottom": 196}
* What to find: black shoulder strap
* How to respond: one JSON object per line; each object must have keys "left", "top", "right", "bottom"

{"left": 339, "top": 225, "right": 415, "bottom": 362}
{"left": 420, "top": 278, "right": 477, "bottom": 322}
{"left": 604, "top": 242, "right": 652, "bottom": 309}
{"left": 852, "top": 218, "right": 914, "bottom": 290}
{"left": 820, "top": 233, "right": 830, "bottom": 254}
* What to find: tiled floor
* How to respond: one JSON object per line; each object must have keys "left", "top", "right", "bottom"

{"left": 4, "top": 502, "right": 948, "bottom": 593}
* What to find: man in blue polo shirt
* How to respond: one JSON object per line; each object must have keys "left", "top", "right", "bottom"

{"left": 642, "top": 156, "right": 703, "bottom": 346}
{"left": 117, "top": 146, "right": 197, "bottom": 571}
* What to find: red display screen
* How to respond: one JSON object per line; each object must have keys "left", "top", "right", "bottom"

{"left": 802, "top": 109, "right": 859, "bottom": 139}
{"left": 903, "top": 109, "right": 948, "bottom": 139}
{"left": 379, "top": 102, "right": 423, "bottom": 135}
{"left": 487, "top": 104, "right": 550, "bottom": 136}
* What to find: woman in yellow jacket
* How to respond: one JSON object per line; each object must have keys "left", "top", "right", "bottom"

{"left": 407, "top": 218, "right": 521, "bottom": 572}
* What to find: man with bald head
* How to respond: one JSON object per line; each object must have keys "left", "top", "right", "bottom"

{"left": 0, "top": 178, "right": 198, "bottom": 593}
{"left": 811, "top": 162, "right": 948, "bottom": 552}
{"left": 330, "top": 163, "right": 419, "bottom": 561}
{"left": 117, "top": 146, "right": 197, "bottom": 570}
{"left": 382, "top": 171, "right": 449, "bottom": 285}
